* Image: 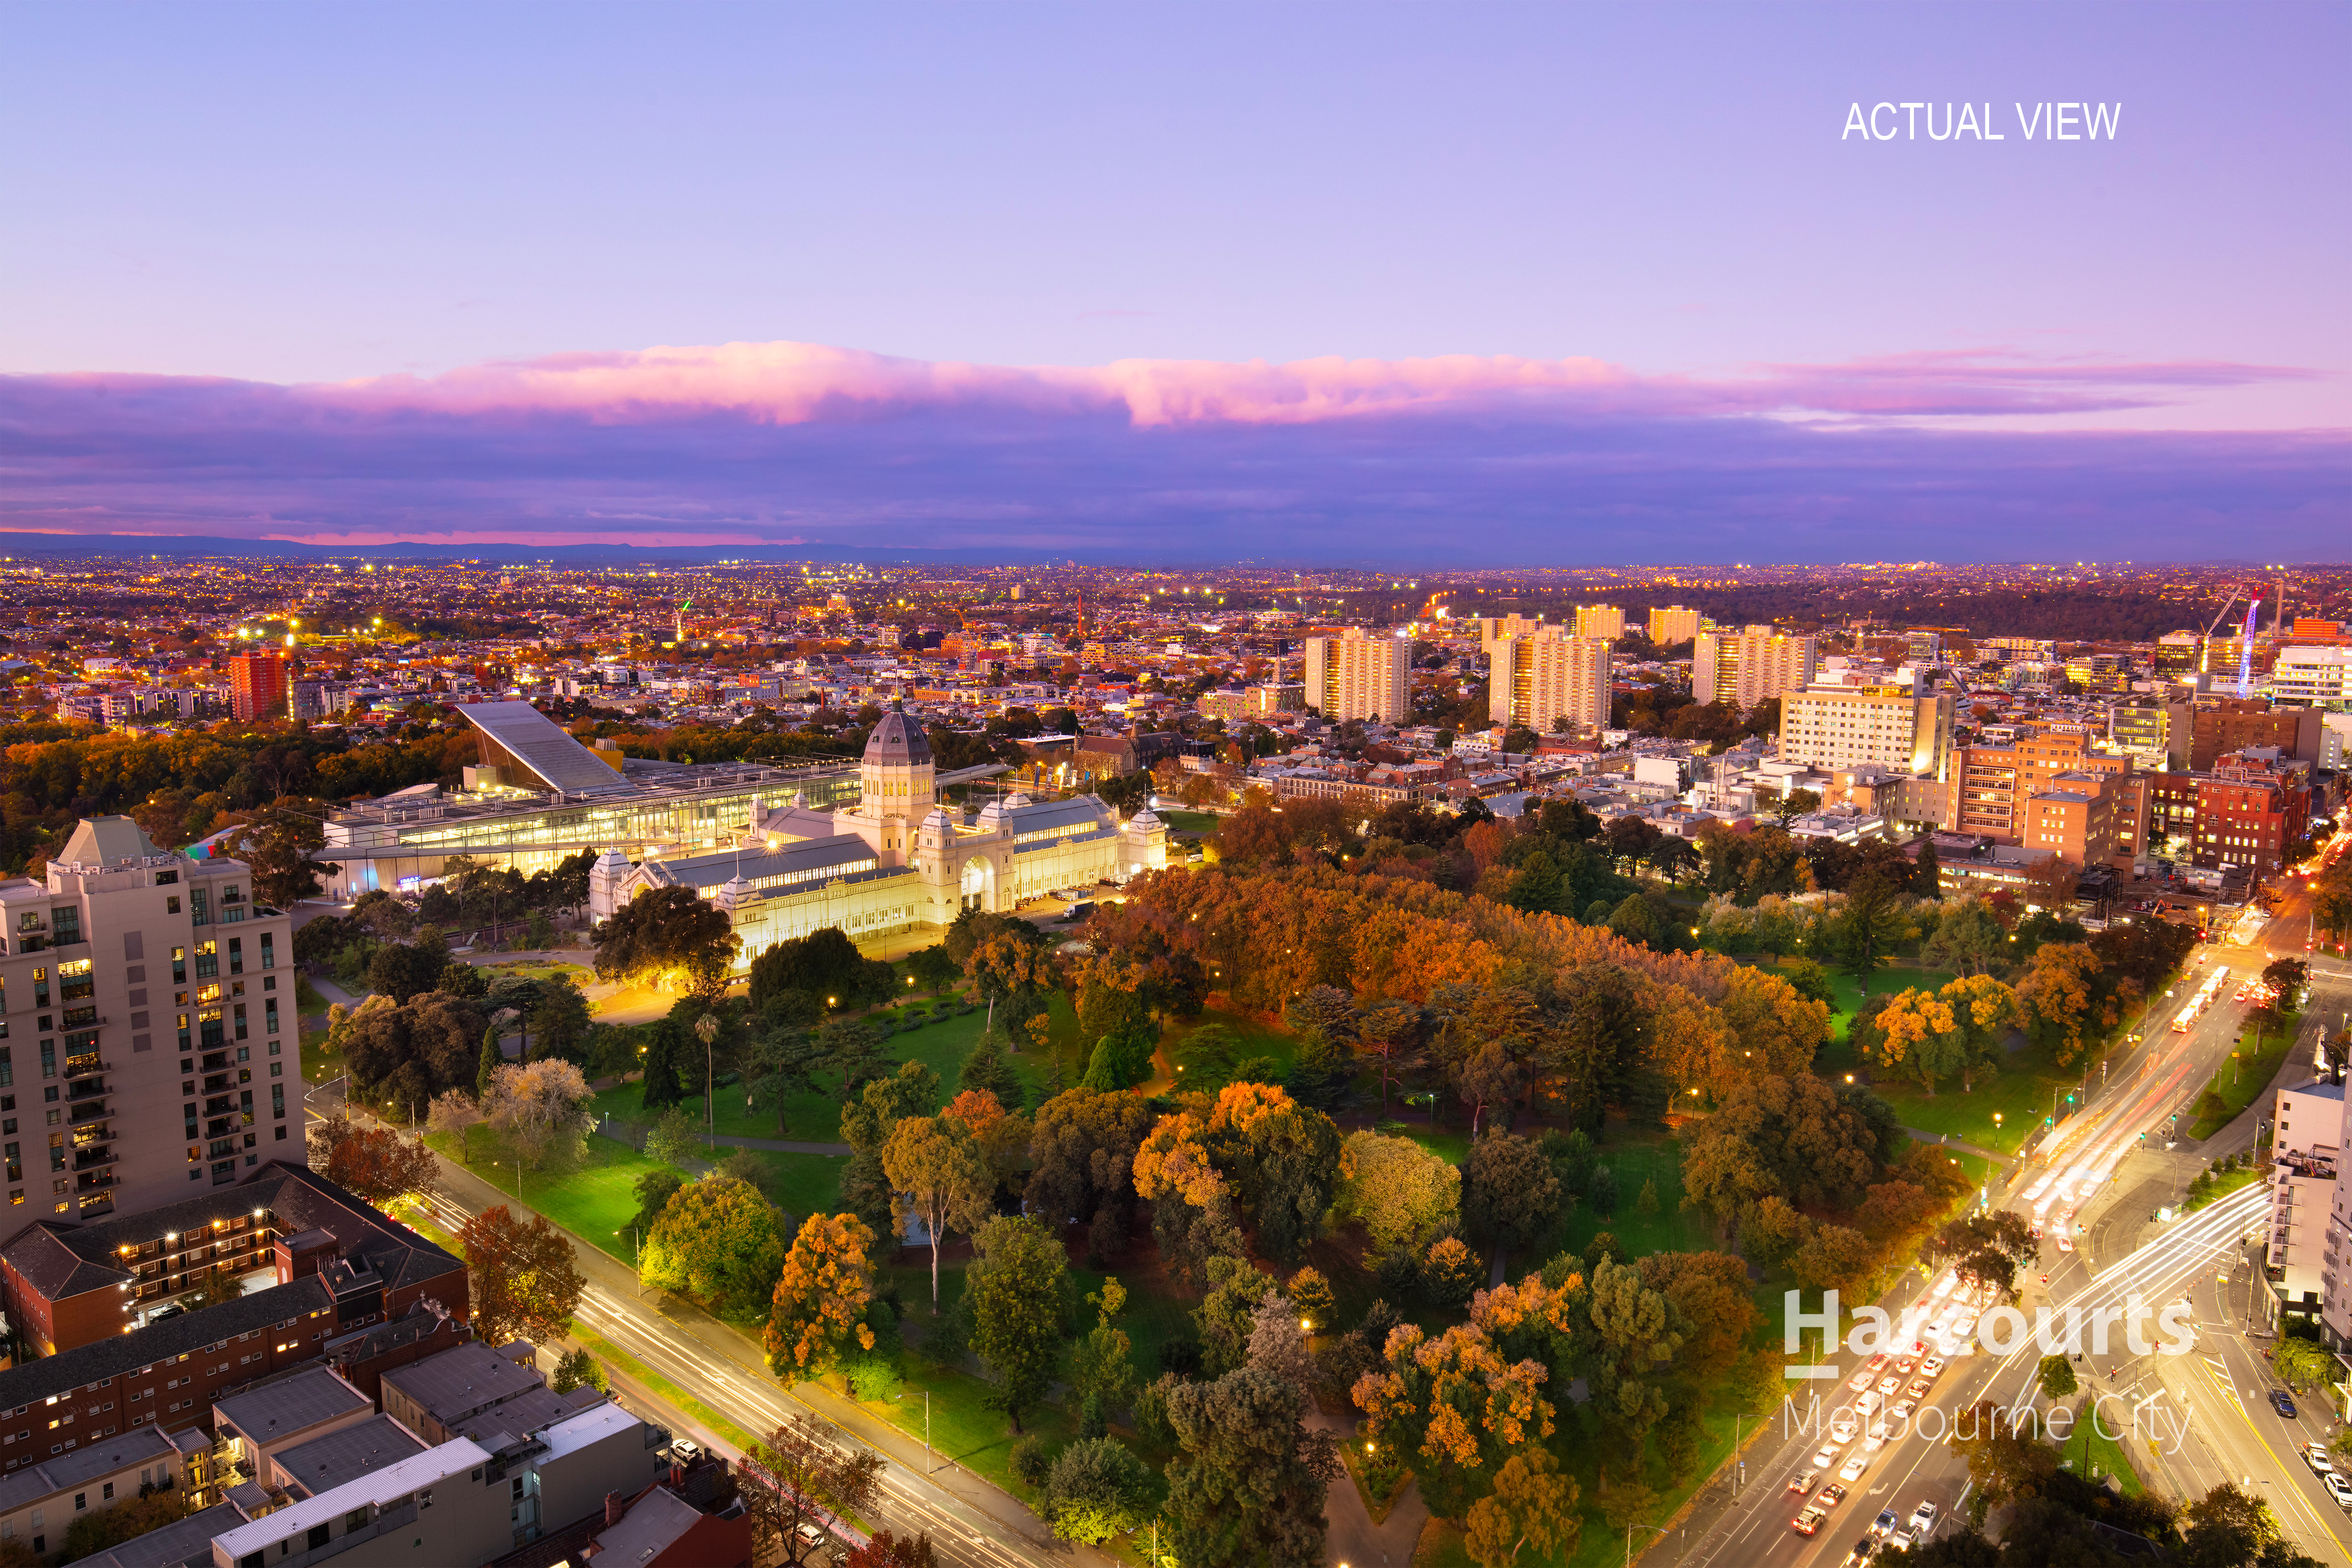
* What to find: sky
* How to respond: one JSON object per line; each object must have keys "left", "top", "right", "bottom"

{"left": 1, "top": 3, "right": 2345, "bottom": 562}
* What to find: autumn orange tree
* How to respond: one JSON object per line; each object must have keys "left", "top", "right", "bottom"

{"left": 2019, "top": 942, "right": 2104, "bottom": 1063}
{"left": 1352, "top": 1319, "right": 1554, "bottom": 1520}
{"left": 459, "top": 1204, "right": 586, "bottom": 1347}
{"left": 764, "top": 1212, "right": 878, "bottom": 1379}
{"left": 314, "top": 1118, "right": 438, "bottom": 1208}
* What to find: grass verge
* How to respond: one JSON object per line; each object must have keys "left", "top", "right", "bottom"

{"left": 2187, "top": 1014, "right": 2299, "bottom": 1139}
{"left": 2064, "top": 1409, "right": 2147, "bottom": 1495}
{"left": 575, "top": 1324, "right": 765, "bottom": 1455}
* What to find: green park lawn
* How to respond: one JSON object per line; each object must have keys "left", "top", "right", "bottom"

{"left": 2186, "top": 1012, "right": 2300, "bottom": 1139}
{"left": 1158, "top": 808, "right": 1223, "bottom": 835}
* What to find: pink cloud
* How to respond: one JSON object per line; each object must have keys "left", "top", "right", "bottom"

{"left": 291, "top": 339, "right": 2322, "bottom": 431}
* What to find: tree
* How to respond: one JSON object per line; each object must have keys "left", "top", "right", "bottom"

{"left": 1286, "top": 1266, "right": 1336, "bottom": 1332}
{"left": 593, "top": 885, "right": 741, "bottom": 996}
{"left": 2019, "top": 942, "right": 2103, "bottom": 1064}
{"left": 883, "top": 1115, "right": 995, "bottom": 1310}
{"left": 59, "top": 1491, "right": 187, "bottom": 1563}
{"left": 2275, "top": 1334, "right": 2334, "bottom": 1392}
{"left": 645, "top": 1106, "right": 703, "bottom": 1168}
{"left": 319, "top": 1123, "right": 438, "bottom": 1207}
{"left": 747, "top": 1414, "right": 886, "bottom": 1567}
{"left": 1866, "top": 988, "right": 1967, "bottom": 1095}
{"left": 906, "top": 944, "right": 960, "bottom": 994}
{"left": 741, "top": 1024, "right": 827, "bottom": 1135}
{"left": 820, "top": 1017, "right": 897, "bottom": 1101}
{"left": 1833, "top": 874, "right": 1908, "bottom": 992}
{"left": 1940, "top": 975, "right": 2025, "bottom": 1091}
{"left": 366, "top": 938, "right": 449, "bottom": 1006}
{"left": 841, "top": 1532, "right": 938, "bottom": 1568}
{"left": 750, "top": 927, "right": 868, "bottom": 1014}
{"left": 481, "top": 1059, "right": 596, "bottom": 1182}
{"left": 840, "top": 1060, "right": 940, "bottom": 1154}
{"left": 765, "top": 1212, "right": 880, "bottom": 1379}
{"left": 1921, "top": 1212, "right": 2038, "bottom": 1303}
{"left": 1165, "top": 1367, "right": 1340, "bottom": 1568}
{"left": 1949, "top": 1398, "right": 2057, "bottom": 1514}
{"left": 2180, "top": 1481, "right": 2321, "bottom": 1568}
{"left": 642, "top": 1173, "right": 787, "bottom": 1314}
{"left": 551, "top": 1347, "right": 608, "bottom": 1394}
{"left": 1461, "top": 1132, "right": 1560, "bottom": 1258}
{"left": 342, "top": 991, "right": 486, "bottom": 1106}
{"left": 1333, "top": 1130, "right": 1460, "bottom": 1259}
{"left": 2037, "top": 1353, "right": 2078, "bottom": 1400}
{"left": 1043, "top": 1436, "right": 1157, "bottom": 1544}
{"left": 460, "top": 1204, "right": 587, "bottom": 1347}
{"left": 1068, "top": 1276, "right": 1140, "bottom": 1416}
{"left": 1026, "top": 1086, "right": 1156, "bottom": 1251}
{"left": 1464, "top": 1448, "right": 1579, "bottom": 1568}
{"left": 1246, "top": 1290, "right": 1311, "bottom": 1388}
{"left": 1353, "top": 1319, "right": 1554, "bottom": 1520}
{"left": 1924, "top": 897, "right": 2006, "bottom": 977}
{"left": 1636, "top": 1251, "right": 1758, "bottom": 1381}
{"left": 526, "top": 979, "right": 593, "bottom": 1063}
{"left": 1680, "top": 1072, "right": 1885, "bottom": 1224}
{"left": 476, "top": 1028, "right": 504, "bottom": 1099}
{"left": 956, "top": 1034, "right": 1023, "bottom": 1109}
{"left": 223, "top": 814, "right": 337, "bottom": 909}
{"left": 1199, "top": 1083, "right": 1344, "bottom": 1266}
{"left": 966, "top": 1214, "right": 1067, "bottom": 1431}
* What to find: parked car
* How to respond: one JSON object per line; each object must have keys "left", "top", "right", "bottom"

{"left": 670, "top": 1438, "right": 701, "bottom": 1462}
{"left": 2304, "top": 1443, "right": 2337, "bottom": 1475}
{"left": 2326, "top": 1473, "right": 2352, "bottom": 1510}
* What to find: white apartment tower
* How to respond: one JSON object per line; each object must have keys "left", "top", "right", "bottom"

{"left": 1694, "top": 625, "right": 1820, "bottom": 709}
{"left": 1647, "top": 605, "right": 1702, "bottom": 646}
{"left": 0, "top": 818, "right": 296, "bottom": 1225}
{"left": 1778, "top": 687, "right": 1956, "bottom": 779}
{"left": 1489, "top": 633, "right": 1612, "bottom": 735}
{"left": 1303, "top": 628, "right": 1412, "bottom": 724}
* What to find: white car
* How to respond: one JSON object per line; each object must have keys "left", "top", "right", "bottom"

{"left": 2304, "top": 1443, "right": 2337, "bottom": 1476}
{"left": 2328, "top": 1473, "right": 2352, "bottom": 1511}
{"left": 1839, "top": 1454, "right": 1871, "bottom": 1482}
{"left": 1889, "top": 1401, "right": 1916, "bottom": 1424}
{"left": 1919, "top": 1356, "right": 1946, "bottom": 1379}
{"left": 1878, "top": 1376, "right": 1903, "bottom": 1396}
{"left": 1885, "top": 1528, "right": 1916, "bottom": 1550}
{"left": 1830, "top": 1417, "right": 1858, "bottom": 1443}
{"left": 1910, "top": 1500, "right": 1940, "bottom": 1534}
{"left": 1813, "top": 1445, "right": 1842, "bottom": 1470}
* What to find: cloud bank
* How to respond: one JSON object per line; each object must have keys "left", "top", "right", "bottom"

{"left": 1, "top": 341, "right": 2342, "bottom": 562}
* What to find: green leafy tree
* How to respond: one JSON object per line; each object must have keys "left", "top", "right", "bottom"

{"left": 957, "top": 1034, "right": 1023, "bottom": 1108}
{"left": 1165, "top": 1367, "right": 1340, "bottom": 1568}
{"left": 629, "top": 1165, "right": 685, "bottom": 1238}
{"left": 1334, "top": 1130, "right": 1460, "bottom": 1258}
{"left": 882, "top": 1113, "right": 995, "bottom": 1310}
{"left": 1286, "top": 1266, "right": 1335, "bottom": 1332}
{"left": 1462, "top": 1132, "right": 1562, "bottom": 1257}
{"left": 1464, "top": 1449, "right": 1579, "bottom": 1568}
{"left": 1043, "top": 1437, "right": 1157, "bottom": 1544}
{"left": 639, "top": 1006, "right": 692, "bottom": 1109}
{"left": 840, "top": 1061, "right": 941, "bottom": 1153}
{"left": 741, "top": 1025, "right": 827, "bottom": 1135}
{"left": 2036, "top": 1354, "right": 2078, "bottom": 1400}
{"left": 593, "top": 884, "right": 741, "bottom": 997}
{"left": 1833, "top": 873, "right": 1909, "bottom": 993}
{"left": 641, "top": 1174, "right": 788, "bottom": 1315}
{"left": 527, "top": 979, "right": 593, "bottom": 1063}
{"left": 967, "top": 1215, "right": 1067, "bottom": 1432}
{"left": 645, "top": 1106, "right": 703, "bottom": 1168}
{"left": 551, "top": 1348, "right": 608, "bottom": 1394}
{"left": 1068, "top": 1276, "right": 1140, "bottom": 1415}
{"left": 1950, "top": 1399, "right": 2057, "bottom": 1516}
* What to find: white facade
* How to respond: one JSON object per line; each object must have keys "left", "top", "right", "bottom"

{"left": 1573, "top": 604, "right": 1625, "bottom": 641}
{"left": 1779, "top": 687, "right": 1955, "bottom": 779}
{"left": 2273, "top": 1078, "right": 2343, "bottom": 1331}
{"left": 2273, "top": 647, "right": 2352, "bottom": 711}
{"left": 1694, "top": 626, "right": 1819, "bottom": 709}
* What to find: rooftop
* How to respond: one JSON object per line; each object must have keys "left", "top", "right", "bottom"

{"left": 82, "top": 1502, "right": 247, "bottom": 1568}
{"left": 212, "top": 1437, "right": 492, "bottom": 1565}
{"left": 0, "top": 1425, "right": 180, "bottom": 1516}
{"left": 215, "top": 1365, "right": 370, "bottom": 1447}
{"left": 270, "top": 1414, "right": 428, "bottom": 1499}
{"left": 381, "top": 1340, "right": 544, "bottom": 1429}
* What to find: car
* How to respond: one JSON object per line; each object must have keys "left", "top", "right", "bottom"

{"left": 1831, "top": 1417, "right": 1859, "bottom": 1443}
{"left": 2304, "top": 1443, "right": 2337, "bottom": 1475}
{"left": 1813, "top": 1445, "right": 1842, "bottom": 1470}
{"left": 2056, "top": 1233, "right": 2075, "bottom": 1252}
{"left": 1886, "top": 1530, "right": 1916, "bottom": 1550}
{"left": 1840, "top": 1454, "right": 1871, "bottom": 1482}
{"left": 1790, "top": 1469, "right": 1821, "bottom": 1494}
{"left": 2326, "top": 1474, "right": 2352, "bottom": 1510}
{"left": 1906, "top": 1377, "right": 1933, "bottom": 1399}
{"left": 1793, "top": 1507, "right": 1829, "bottom": 1536}
{"left": 1910, "top": 1500, "right": 1940, "bottom": 1534}
{"left": 2271, "top": 1389, "right": 2299, "bottom": 1418}
{"left": 1872, "top": 1509, "right": 1900, "bottom": 1537}
{"left": 1889, "top": 1401, "right": 1916, "bottom": 1423}
{"left": 1920, "top": 1357, "right": 1945, "bottom": 1378}
{"left": 1816, "top": 1483, "right": 1850, "bottom": 1509}
{"left": 670, "top": 1438, "right": 701, "bottom": 1461}
{"left": 1878, "top": 1375, "right": 1903, "bottom": 1396}
{"left": 1893, "top": 1356, "right": 1917, "bottom": 1375}
{"left": 1844, "top": 1540, "right": 1876, "bottom": 1567}
{"left": 794, "top": 1521, "right": 831, "bottom": 1550}
{"left": 1849, "top": 1367, "right": 1876, "bottom": 1391}
{"left": 1856, "top": 1391, "right": 1885, "bottom": 1418}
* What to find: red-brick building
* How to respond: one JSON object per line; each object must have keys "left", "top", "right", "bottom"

{"left": 2191, "top": 750, "right": 2313, "bottom": 884}
{"left": 226, "top": 652, "right": 291, "bottom": 723}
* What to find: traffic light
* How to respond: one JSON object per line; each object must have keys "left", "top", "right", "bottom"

{"left": 2066, "top": 1092, "right": 2077, "bottom": 1105}
{"left": 2045, "top": 1115, "right": 2055, "bottom": 1128}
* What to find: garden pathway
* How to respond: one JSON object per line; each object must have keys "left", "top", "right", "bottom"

{"left": 1307, "top": 1403, "right": 1429, "bottom": 1567}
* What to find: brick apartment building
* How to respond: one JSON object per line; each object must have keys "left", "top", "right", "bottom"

{"left": 0, "top": 1162, "right": 465, "bottom": 1475}
{"left": 1951, "top": 729, "right": 2151, "bottom": 870}
{"left": 0, "top": 817, "right": 296, "bottom": 1225}
{"left": 2189, "top": 696, "right": 2324, "bottom": 770}
{"left": 2192, "top": 749, "right": 2314, "bottom": 883}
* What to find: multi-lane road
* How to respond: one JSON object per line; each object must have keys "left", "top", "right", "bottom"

{"left": 1673, "top": 891, "right": 2352, "bottom": 1567}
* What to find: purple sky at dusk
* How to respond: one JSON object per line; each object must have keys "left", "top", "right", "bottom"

{"left": 1, "top": 3, "right": 2345, "bottom": 561}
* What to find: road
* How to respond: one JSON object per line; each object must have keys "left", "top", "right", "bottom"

{"left": 1668, "top": 900, "right": 2352, "bottom": 1568}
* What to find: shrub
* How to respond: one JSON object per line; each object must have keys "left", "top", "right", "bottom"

{"left": 1010, "top": 1434, "right": 1053, "bottom": 1489}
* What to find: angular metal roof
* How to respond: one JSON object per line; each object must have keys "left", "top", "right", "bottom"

{"left": 457, "top": 701, "right": 632, "bottom": 795}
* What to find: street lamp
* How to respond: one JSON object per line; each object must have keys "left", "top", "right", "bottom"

{"left": 1626, "top": 1522, "right": 1673, "bottom": 1566}
{"left": 893, "top": 1389, "right": 932, "bottom": 1474}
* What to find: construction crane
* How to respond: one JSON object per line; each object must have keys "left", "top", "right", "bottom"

{"left": 2196, "top": 585, "right": 2248, "bottom": 680}
{"left": 2236, "top": 596, "right": 2262, "bottom": 698}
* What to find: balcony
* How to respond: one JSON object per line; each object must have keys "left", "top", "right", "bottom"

{"left": 72, "top": 1148, "right": 120, "bottom": 1171}
{"left": 63, "top": 1054, "right": 108, "bottom": 1079}
{"left": 68, "top": 1100, "right": 110, "bottom": 1127}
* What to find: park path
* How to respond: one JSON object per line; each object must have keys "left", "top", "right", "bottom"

{"left": 1306, "top": 1402, "right": 1429, "bottom": 1567}
{"left": 1901, "top": 1126, "right": 2009, "bottom": 1163}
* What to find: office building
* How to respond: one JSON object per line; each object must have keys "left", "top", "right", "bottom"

{"left": 2272, "top": 647, "right": 2352, "bottom": 710}
{"left": 1777, "top": 687, "right": 1954, "bottom": 779}
{"left": 226, "top": 655, "right": 290, "bottom": 724}
{"left": 1647, "top": 605, "right": 1701, "bottom": 646}
{"left": 2189, "top": 698, "right": 2325, "bottom": 770}
{"left": 1573, "top": 604, "right": 1625, "bottom": 642}
{"left": 2153, "top": 631, "right": 2203, "bottom": 678}
{"left": 1488, "top": 633, "right": 1612, "bottom": 736}
{"left": 0, "top": 818, "right": 296, "bottom": 1224}
{"left": 1303, "top": 628, "right": 1412, "bottom": 724}
{"left": 2106, "top": 698, "right": 2177, "bottom": 769}
{"left": 1693, "top": 626, "right": 1818, "bottom": 710}
{"left": 2192, "top": 750, "right": 2312, "bottom": 883}
{"left": 1951, "top": 730, "right": 2150, "bottom": 869}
